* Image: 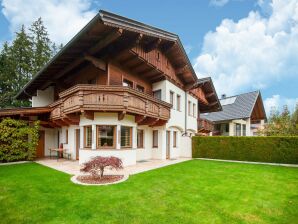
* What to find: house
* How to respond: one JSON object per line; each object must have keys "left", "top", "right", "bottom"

{"left": 0, "top": 10, "right": 221, "bottom": 166}
{"left": 201, "top": 91, "right": 266, "bottom": 136}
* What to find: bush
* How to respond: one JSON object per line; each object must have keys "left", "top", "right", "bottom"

{"left": 0, "top": 118, "right": 39, "bottom": 162}
{"left": 192, "top": 136, "right": 298, "bottom": 164}
{"left": 81, "top": 156, "right": 123, "bottom": 179}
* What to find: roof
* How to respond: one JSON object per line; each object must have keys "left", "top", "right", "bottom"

{"left": 192, "top": 77, "right": 222, "bottom": 113}
{"left": 16, "top": 10, "right": 198, "bottom": 100}
{"left": 201, "top": 90, "right": 266, "bottom": 122}
{"left": 0, "top": 107, "right": 50, "bottom": 117}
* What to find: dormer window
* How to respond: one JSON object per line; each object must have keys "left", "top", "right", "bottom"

{"left": 123, "top": 79, "right": 133, "bottom": 88}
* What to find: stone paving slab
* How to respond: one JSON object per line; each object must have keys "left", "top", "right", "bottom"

{"left": 35, "top": 157, "right": 191, "bottom": 176}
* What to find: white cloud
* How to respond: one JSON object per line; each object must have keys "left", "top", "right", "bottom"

{"left": 210, "top": 0, "right": 230, "bottom": 7}
{"left": 264, "top": 95, "right": 298, "bottom": 115}
{"left": 1, "top": 0, "right": 97, "bottom": 44}
{"left": 194, "top": 0, "right": 298, "bottom": 97}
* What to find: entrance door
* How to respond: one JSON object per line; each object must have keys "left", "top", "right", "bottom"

{"left": 36, "top": 130, "right": 45, "bottom": 158}
{"left": 166, "top": 131, "right": 170, "bottom": 159}
{"left": 75, "top": 129, "right": 80, "bottom": 160}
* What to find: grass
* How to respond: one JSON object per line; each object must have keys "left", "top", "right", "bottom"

{"left": 0, "top": 160, "right": 297, "bottom": 224}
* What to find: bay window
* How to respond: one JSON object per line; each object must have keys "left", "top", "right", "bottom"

{"left": 97, "top": 125, "right": 115, "bottom": 148}
{"left": 84, "top": 126, "right": 92, "bottom": 148}
{"left": 121, "top": 126, "right": 132, "bottom": 148}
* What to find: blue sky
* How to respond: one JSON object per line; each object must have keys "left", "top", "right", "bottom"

{"left": 1, "top": 0, "right": 297, "bottom": 114}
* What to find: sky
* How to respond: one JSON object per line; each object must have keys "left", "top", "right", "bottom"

{"left": 0, "top": 0, "right": 297, "bottom": 115}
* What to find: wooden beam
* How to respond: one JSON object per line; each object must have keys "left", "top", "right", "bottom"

{"left": 135, "top": 115, "right": 146, "bottom": 124}
{"left": 52, "top": 119, "right": 68, "bottom": 127}
{"left": 84, "top": 54, "right": 106, "bottom": 71}
{"left": 176, "top": 64, "right": 188, "bottom": 75}
{"left": 83, "top": 111, "right": 94, "bottom": 120}
{"left": 150, "top": 119, "right": 167, "bottom": 127}
{"left": 144, "top": 38, "right": 161, "bottom": 53}
{"left": 206, "top": 92, "right": 215, "bottom": 98}
{"left": 138, "top": 117, "right": 159, "bottom": 126}
{"left": 118, "top": 111, "right": 126, "bottom": 121}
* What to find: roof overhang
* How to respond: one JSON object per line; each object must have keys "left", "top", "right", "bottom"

{"left": 16, "top": 10, "right": 198, "bottom": 100}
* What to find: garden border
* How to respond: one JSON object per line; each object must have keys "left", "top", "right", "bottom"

{"left": 70, "top": 174, "right": 129, "bottom": 186}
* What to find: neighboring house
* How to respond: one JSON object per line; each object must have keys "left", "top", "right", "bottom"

{"left": 0, "top": 11, "right": 221, "bottom": 166}
{"left": 201, "top": 91, "right": 266, "bottom": 136}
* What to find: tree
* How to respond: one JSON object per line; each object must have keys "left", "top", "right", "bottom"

{"left": 29, "top": 18, "right": 52, "bottom": 75}
{"left": 260, "top": 105, "right": 298, "bottom": 136}
{"left": 80, "top": 156, "right": 123, "bottom": 179}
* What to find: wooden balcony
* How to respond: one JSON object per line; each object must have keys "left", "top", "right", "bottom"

{"left": 49, "top": 85, "right": 172, "bottom": 126}
{"left": 198, "top": 118, "right": 214, "bottom": 133}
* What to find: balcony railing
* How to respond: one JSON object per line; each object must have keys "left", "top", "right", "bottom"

{"left": 198, "top": 118, "right": 214, "bottom": 133}
{"left": 49, "top": 85, "right": 172, "bottom": 122}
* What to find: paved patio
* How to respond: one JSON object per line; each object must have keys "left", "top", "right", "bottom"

{"left": 35, "top": 157, "right": 191, "bottom": 176}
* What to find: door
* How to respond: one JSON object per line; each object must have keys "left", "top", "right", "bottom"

{"left": 75, "top": 129, "right": 80, "bottom": 160}
{"left": 166, "top": 131, "right": 170, "bottom": 159}
{"left": 36, "top": 130, "right": 45, "bottom": 158}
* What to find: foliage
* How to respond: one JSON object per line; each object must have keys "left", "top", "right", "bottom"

{"left": 81, "top": 156, "right": 123, "bottom": 178}
{"left": 0, "top": 118, "right": 40, "bottom": 162}
{"left": 260, "top": 104, "right": 298, "bottom": 136}
{"left": 0, "top": 18, "right": 61, "bottom": 108}
{"left": 192, "top": 136, "right": 298, "bottom": 164}
{"left": 0, "top": 162, "right": 297, "bottom": 223}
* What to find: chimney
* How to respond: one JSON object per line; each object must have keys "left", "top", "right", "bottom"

{"left": 221, "top": 94, "right": 226, "bottom": 99}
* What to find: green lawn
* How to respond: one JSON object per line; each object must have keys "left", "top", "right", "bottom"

{"left": 0, "top": 160, "right": 297, "bottom": 224}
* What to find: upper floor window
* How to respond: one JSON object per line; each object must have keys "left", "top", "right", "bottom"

{"left": 156, "top": 52, "right": 160, "bottom": 61}
{"left": 193, "top": 103, "right": 196, "bottom": 118}
{"left": 188, "top": 101, "right": 191, "bottom": 116}
{"left": 136, "top": 84, "right": 145, "bottom": 93}
{"left": 153, "top": 89, "right": 162, "bottom": 100}
{"left": 65, "top": 129, "right": 68, "bottom": 144}
{"left": 88, "top": 78, "right": 96, "bottom": 84}
{"left": 173, "top": 131, "right": 177, "bottom": 148}
{"left": 123, "top": 79, "right": 133, "bottom": 88}
{"left": 170, "top": 91, "right": 174, "bottom": 106}
{"left": 176, "top": 95, "right": 181, "bottom": 111}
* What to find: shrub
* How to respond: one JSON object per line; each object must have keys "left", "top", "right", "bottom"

{"left": 192, "top": 136, "right": 298, "bottom": 164}
{"left": 0, "top": 118, "right": 40, "bottom": 162}
{"left": 81, "top": 156, "right": 123, "bottom": 179}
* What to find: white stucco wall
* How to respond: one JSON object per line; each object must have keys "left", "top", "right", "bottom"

{"left": 41, "top": 127, "right": 58, "bottom": 156}
{"left": 32, "top": 86, "right": 54, "bottom": 107}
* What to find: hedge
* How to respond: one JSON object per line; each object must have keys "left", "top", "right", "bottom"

{"left": 0, "top": 118, "right": 39, "bottom": 162}
{"left": 192, "top": 136, "right": 298, "bottom": 164}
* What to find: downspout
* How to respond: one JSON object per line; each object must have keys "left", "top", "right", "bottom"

{"left": 183, "top": 90, "right": 188, "bottom": 136}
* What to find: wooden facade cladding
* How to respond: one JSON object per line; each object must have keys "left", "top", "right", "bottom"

{"left": 190, "top": 87, "right": 209, "bottom": 105}
{"left": 49, "top": 84, "right": 172, "bottom": 125}
{"left": 198, "top": 118, "right": 214, "bottom": 133}
{"left": 131, "top": 44, "right": 183, "bottom": 86}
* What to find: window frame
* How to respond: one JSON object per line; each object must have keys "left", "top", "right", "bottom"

{"left": 235, "top": 123, "right": 241, "bottom": 136}
{"left": 170, "top": 91, "right": 174, "bottom": 106}
{"left": 173, "top": 131, "right": 177, "bottom": 148}
{"left": 188, "top": 101, "right": 191, "bottom": 116}
{"left": 193, "top": 103, "right": 196, "bottom": 118}
{"left": 137, "top": 129, "right": 144, "bottom": 149}
{"left": 136, "top": 84, "right": 145, "bottom": 93}
{"left": 176, "top": 94, "right": 181, "bottom": 111}
{"left": 153, "top": 89, "right": 162, "bottom": 100}
{"left": 84, "top": 126, "right": 92, "bottom": 148}
{"left": 152, "top": 130, "right": 158, "bottom": 148}
{"left": 96, "top": 125, "right": 116, "bottom": 149}
{"left": 65, "top": 129, "right": 68, "bottom": 144}
{"left": 120, "top": 126, "right": 132, "bottom": 148}
{"left": 122, "top": 78, "right": 133, "bottom": 88}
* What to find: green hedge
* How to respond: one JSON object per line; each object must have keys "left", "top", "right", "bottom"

{"left": 192, "top": 136, "right": 298, "bottom": 164}
{"left": 0, "top": 118, "right": 39, "bottom": 162}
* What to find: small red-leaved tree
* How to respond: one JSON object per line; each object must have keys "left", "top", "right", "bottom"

{"left": 80, "top": 156, "right": 123, "bottom": 179}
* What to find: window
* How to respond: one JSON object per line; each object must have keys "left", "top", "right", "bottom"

{"left": 166, "top": 59, "right": 169, "bottom": 68}
{"left": 173, "top": 131, "right": 177, "bottom": 148}
{"left": 242, "top": 124, "right": 246, "bottom": 136}
{"left": 137, "top": 129, "right": 144, "bottom": 148}
{"left": 136, "top": 84, "right": 144, "bottom": 93}
{"left": 97, "top": 125, "right": 115, "bottom": 148}
{"left": 193, "top": 103, "right": 196, "bottom": 117}
{"left": 65, "top": 129, "right": 68, "bottom": 144}
{"left": 123, "top": 79, "right": 133, "bottom": 88}
{"left": 153, "top": 89, "right": 161, "bottom": 100}
{"left": 156, "top": 52, "right": 160, "bottom": 61}
{"left": 235, "top": 124, "right": 241, "bottom": 136}
{"left": 170, "top": 91, "right": 174, "bottom": 106}
{"left": 121, "top": 126, "right": 132, "bottom": 148}
{"left": 88, "top": 78, "right": 96, "bottom": 84}
{"left": 225, "top": 123, "right": 229, "bottom": 133}
{"left": 153, "top": 130, "right": 158, "bottom": 148}
{"left": 176, "top": 95, "right": 181, "bottom": 111}
{"left": 188, "top": 101, "right": 191, "bottom": 116}
{"left": 84, "top": 126, "right": 92, "bottom": 148}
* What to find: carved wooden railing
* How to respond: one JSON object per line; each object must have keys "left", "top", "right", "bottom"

{"left": 198, "top": 118, "right": 214, "bottom": 133}
{"left": 49, "top": 85, "right": 172, "bottom": 121}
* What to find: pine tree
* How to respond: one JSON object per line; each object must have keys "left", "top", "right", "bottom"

{"left": 29, "top": 17, "right": 52, "bottom": 75}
